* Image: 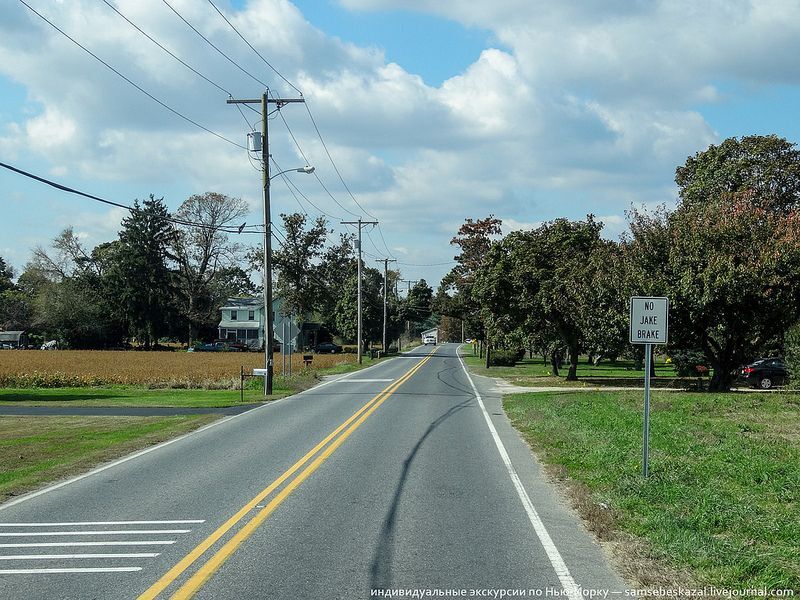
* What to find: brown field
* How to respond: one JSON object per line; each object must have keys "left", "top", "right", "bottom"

{"left": 0, "top": 350, "right": 356, "bottom": 388}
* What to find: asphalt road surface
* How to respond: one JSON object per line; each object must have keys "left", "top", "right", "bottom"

{"left": 0, "top": 343, "right": 626, "bottom": 599}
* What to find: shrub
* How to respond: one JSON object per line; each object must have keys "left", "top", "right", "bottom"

{"left": 670, "top": 349, "right": 710, "bottom": 377}
{"left": 489, "top": 349, "right": 519, "bottom": 367}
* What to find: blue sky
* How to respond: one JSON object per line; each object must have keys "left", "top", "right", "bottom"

{"left": 2, "top": 0, "right": 800, "bottom": 288}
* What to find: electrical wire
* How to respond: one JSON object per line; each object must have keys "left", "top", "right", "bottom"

{"left": 0, "top": 160, "right": 264, "bottom": 234}
{"left": 19, "top": 0, "right": 246, "bottom": 150}
{"left": 161, "top": 0, "right": 271, "bottom": 90}
{"left": 206, "top": 0, "right": 302, "bottom": 96}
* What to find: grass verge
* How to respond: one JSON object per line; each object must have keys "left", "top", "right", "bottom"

{"left": 461, "top": 350, "right": 717, "bottom": 389}
{"left": 504, "top": 390, "right": 800, "bottom": 591}
{"left": 0, "top": 414, "right": 219, "bottom": 504}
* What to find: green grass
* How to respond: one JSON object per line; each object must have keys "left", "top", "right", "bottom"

{"left": 460, "top": 348, "right": 704, "bottom": 388}
{"left": 0, "top": 387, "right": 272, "bottom": 407}
{"left": 0, "top": 414, "right": 218, "bottom": 503}
{"left": 504, "top": 390, "right": 800, "bottom": 590}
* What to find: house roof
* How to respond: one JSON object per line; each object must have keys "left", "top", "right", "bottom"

{"left": 220, "top": 297, "right": 263, "bottom": 311}
{"left": 421, "top": 327, "right": 439, "bottom": 336}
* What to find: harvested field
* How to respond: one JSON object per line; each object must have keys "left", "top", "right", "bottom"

{"left": 0, "top": 350, "right": 356, "bottom": 388}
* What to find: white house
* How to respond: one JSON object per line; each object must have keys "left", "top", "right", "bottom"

{"left": 218, "top": 298, "right": 264, "bottom": 349}
{"left": 217, "top": 298, "right": 323, "bottom": 350}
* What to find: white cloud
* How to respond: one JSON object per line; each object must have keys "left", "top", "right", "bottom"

{"left": 2, "top": 0, "right": 799, "bottom": 282}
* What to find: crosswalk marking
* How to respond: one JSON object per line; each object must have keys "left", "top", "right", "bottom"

{"left": 0, "top": 553, "right": 160, "bottom": 560}
{"left": 0, "top": 530, "right": 191, "bottom": 537}
{"left": 0, "top": 541, "right": 176, "bottom": 548}
{"left": 0, "top": 567, "right": 143, "bottom": 574}
{"left": 0, "top": 520, "right": 204, "bottom": 527}
{"left": 0, "top": 517, "right": 203, "bottom": 576}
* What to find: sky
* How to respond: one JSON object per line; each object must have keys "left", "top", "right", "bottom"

{"left": 2, "top": 0, "right": 800, "bottom": 289}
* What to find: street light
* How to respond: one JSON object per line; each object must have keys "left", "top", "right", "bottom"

{"left": 271, "top": 165, "right": 315, "bottom": 179}
{"left": 261, "top": 163, "right": 314, "bottom": 396}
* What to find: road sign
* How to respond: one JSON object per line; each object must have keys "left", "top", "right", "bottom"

{"left": 629, "top": 297, "right": 669, "bottom": 345}
{"left": 629, "top": 296, "right": 669, "bottom": 479}
{"left": 274, "top": 318, "right": 300, "bottom": 343}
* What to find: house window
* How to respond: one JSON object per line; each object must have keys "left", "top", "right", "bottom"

{"left": 230, "top": 310, "right": 238, "bottom": 321}
{"left": 248, "top": 310, "right": 255, "bottom": 321}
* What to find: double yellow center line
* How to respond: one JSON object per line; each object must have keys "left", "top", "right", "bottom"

{"left": 139, "top": 347, "right": 438, "bottom": 600}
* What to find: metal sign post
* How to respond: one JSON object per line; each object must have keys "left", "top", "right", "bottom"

{"left": 629, "top": 297, "right": 669, "bottom": 478}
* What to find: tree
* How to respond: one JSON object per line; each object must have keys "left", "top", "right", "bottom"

{"left": 402, "top": 279, "right": 433, "bottom": 336}
{"left": 0, "top": 257, "right": 32, "bottom": 332}
{"left": 636, "top": 193, "right": 800, "bottom": 390}
{"left": 272, "top": 213, "right": 328, "bottom": 318}
{"left": 473, "top": 216, "right": 620, "bottom": 380}
{"left": 676, "top": 135, "right": 800, "bottom": 213}
{"left": 442, "top": 216, "right": 503, "bottom": 353}
{"left": 334, "top": 264, "right": 383, "bottom": 348}
{"left": 171, "top": 192, "right": 250, "bottom": 345}
{"left": 316, "top": 232, "right": 356, "bottom": 335}
{"left": 108, "top": 195, "right": 177, "bottom": 348}
{"left": 0, "top": 257, "right": 13, "bottom": 293}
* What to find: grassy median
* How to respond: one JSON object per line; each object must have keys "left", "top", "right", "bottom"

{"left": 0, "top": 414, "right": 219, "bottom": 503}
{"left": 504, "top": 390, "right": 800, "bottom": 591}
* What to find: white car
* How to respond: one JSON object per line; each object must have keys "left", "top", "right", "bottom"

{"left": 423, "top": 335, "right": 436, "bottom": 345}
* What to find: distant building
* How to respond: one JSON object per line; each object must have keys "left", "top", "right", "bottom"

{"left": 217, "top": 298, "right": 325, "bottom": 350}
{"left": 0, "top": 330, "right": 28, "bottom": 349}
{"left": 218, "top": 298, "right": 264, "bottom": 350}
{"left": 421, "top": 327, "right": 439, "bottom": 345}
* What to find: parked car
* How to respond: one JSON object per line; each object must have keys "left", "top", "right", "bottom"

{"left": 189, "top": 342, "right": 242, "bottom": 352}
{"left": 314, "top": 342, "right": 342, "bottom": 354}
{"left": 738, "top": 357, "right": 789, "bottom": 389}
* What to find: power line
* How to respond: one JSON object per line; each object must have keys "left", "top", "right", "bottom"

{"left": 161, "top": 0, "right": 271, "bottom": 90}
{"left": 0, "top": 160, "right": 262, "bottom": 234}
{"left": 272, "top": 104, "right": 361, "bottom": 218}
{"left": 206, "top": 0, "right": 302, "bottom": 96}
{"left": 200, "top": 2, "right": 387, "bottom": 243}
{"left": 19, "top": 0, "right": 246, "bottom": 150}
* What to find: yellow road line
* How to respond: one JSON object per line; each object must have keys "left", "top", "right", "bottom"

{"left": 138, "top": 347, "right": 437, "bottom": 600}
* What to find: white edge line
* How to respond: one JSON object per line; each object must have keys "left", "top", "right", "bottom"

{"left": 457, "top": 346, "right": 582, "bottom": 600}
{"left": 0, "top": 567, "right": 142, "bottom": 574}
{"left": 0, "top": 352, "right": 411, "bottom": 512}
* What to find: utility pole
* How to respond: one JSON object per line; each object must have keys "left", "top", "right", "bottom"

{"left": 342, "top": 217, "right": 378, "bottom": 364}
{"left": 376, "top": 258, "right": 396, "bottom": 354}
{"left": 227, "top": 91, "right": 305, "bottom": 395}
{"left": 400, "top": 279, "right": 419, "bottom": 342}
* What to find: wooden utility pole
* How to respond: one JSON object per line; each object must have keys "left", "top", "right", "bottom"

{"left": 342, "top": 218, "right": 378, "bottom": 364}
{"left": 376, "top": 258, "right": 396, "bottom": 353}
{"left": 227, "top": 92, "right": 305, "bottom": 395}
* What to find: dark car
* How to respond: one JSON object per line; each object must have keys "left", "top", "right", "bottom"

{"left": 739, "top": 357, "right": 789, "bottom": 389}
{"left": 189, "top": 342, "right": 242, "bottom": 353}
{"left": 314, "top": 342, "right": 342, "bottom": 354}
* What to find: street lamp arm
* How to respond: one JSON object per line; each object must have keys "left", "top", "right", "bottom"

{"left": 269, "top": 165, "right": 315, "bottom": 180}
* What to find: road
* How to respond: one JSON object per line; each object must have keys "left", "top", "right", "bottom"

{"left": 0, "top": 344, "right": 626, "bottom": 599}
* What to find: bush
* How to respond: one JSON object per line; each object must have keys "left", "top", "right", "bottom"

{"left": 489, "top": 349, "right": 519, "bottom": 367}
{"left": 670, "top": 349, "right": 710, "bottom": 377}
